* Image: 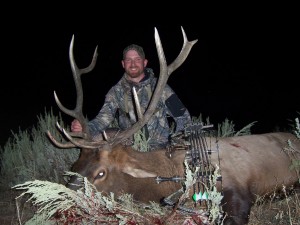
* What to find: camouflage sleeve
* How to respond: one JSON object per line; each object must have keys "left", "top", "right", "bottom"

{"left": 163, "top": 85, "right": 192, "bottom": 132}
{"left": 87, "top": 88, "right": 118, "bottom": 136}
{"left": 173, "top": 109, "right": 192, "bottom": 132}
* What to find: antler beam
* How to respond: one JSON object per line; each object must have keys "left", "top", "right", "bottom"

{"left": 47, "top": 35, "right": 98, "bottom": 148}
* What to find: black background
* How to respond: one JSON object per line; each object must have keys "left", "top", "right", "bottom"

{"left": 1, "top": 6, "right": 298, "bottom": 146}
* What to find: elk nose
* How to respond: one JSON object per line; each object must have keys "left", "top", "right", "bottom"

{"left": 66, "top": 175, "right": 83, "bottom": 191}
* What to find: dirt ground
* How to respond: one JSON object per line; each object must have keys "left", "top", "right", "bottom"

{"left": 0, "top": 189, "right": 35, "bottom": 225}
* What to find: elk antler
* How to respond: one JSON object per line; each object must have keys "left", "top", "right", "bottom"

{"left": 110, "top": 26, "right": 198, "bottom": 147}
{"left": 47, "top": 35, "right": 98, "bottom": 148}
{"left": 48, "top": 27, "right": 197, "bottom": 149}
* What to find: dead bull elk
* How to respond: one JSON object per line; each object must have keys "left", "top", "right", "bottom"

{"left": 47, "top": 27, "right": 300, "bottom": 225}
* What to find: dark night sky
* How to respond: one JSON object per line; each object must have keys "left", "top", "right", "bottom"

{"left": 1, "top": 8, "right": 298, "bottom": 146}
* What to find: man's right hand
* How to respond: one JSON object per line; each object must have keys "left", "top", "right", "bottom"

{"left": 71, "top": 119, "right": 83, "bottom": 132}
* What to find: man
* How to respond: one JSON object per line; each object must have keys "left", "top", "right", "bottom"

{"left": 71, "top": 44, "right": 191, "bottom": 150}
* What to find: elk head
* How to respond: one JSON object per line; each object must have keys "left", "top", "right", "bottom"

{"left": 47, "top": 27, "right": 198, "bottom": 192}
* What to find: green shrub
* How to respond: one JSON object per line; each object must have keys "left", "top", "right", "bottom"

{"left": 0, "top": 108, "right": 79, "bottom": 190}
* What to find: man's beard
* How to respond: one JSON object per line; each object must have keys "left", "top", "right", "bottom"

{"left": 126, "top": 68, "right": 143, "bottom": 78}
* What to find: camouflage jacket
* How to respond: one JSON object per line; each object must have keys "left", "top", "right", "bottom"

{"left": 88, "top": 68, "right": 192, "bottom": 149}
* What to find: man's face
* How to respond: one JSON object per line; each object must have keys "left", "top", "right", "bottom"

{"left": 122, "top": 50, "right": 148, "bottom": 80}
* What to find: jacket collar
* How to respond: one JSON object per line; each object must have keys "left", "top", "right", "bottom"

{"left": 122, "top": 68, "right": 155, "bottom": 91}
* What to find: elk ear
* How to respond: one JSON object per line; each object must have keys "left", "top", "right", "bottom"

{"left": 122, "top": 166, "right": 157, "bottom": 178}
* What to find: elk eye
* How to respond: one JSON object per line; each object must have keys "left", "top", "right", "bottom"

{"left": 96, "top": 170, "right": 106, "bottom": 179}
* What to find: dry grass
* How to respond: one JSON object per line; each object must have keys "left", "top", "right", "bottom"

{"left": 249, "top": 186, "right": 300, "bottom": 225}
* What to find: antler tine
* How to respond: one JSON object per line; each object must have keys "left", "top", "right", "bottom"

{"left": 168, "top": 26, "right": 198, "bottom": 74}
{"left": 61, "top": 128, "right": 102, "bottom": 149}
{"left": 46, "top": 131, "right": 77, "bottom": 148}
{"left": 111, "top": 27, "right": 197, "bottom": 147}
{"left": 132, "top": 87, "right": 143, "bottom": 120}
{"left": 54, "top": 35, "right": 98, "bottom": 135}
{"left": 139, "top": 27, "right": 168, "bottom": 122}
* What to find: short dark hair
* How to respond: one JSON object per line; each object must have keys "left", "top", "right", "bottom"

{"left": 123, "top": 44, "right": 145, "bottom": 59}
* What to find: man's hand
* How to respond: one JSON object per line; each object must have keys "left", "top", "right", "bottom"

{"left": 71, "top": 119, "right": 82, "bottom": 132}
